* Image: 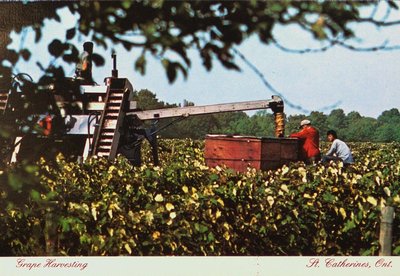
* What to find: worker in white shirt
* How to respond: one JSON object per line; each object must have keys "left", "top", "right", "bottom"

{"left": 322, "top": 130, "right": 354, "bottom": 165}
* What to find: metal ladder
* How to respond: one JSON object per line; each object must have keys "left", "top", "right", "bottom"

{"left": 91, "top": 79, "right": 128, "bottom": 160}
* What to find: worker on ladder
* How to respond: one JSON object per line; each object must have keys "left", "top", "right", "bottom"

{"left": 75, "top": 42, "right": 95, "bottom": 85}
{"left": 74, "top": 42, "right": 96, "bottom": 113}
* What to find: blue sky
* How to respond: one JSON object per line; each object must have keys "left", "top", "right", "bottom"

{"left": 9, "top": 5, "right": 400, "bottom": 119}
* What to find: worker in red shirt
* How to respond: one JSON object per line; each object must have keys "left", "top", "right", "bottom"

{"left": 289, "top": 119, "right": 321, "bottom": 164}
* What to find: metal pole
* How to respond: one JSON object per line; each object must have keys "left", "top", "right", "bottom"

{"left": 379, "top": 206, "right": 394, "bottom": 256}
{"left": 44, "top": 208, "right": 57, "bottom": 255}
{"left": 112, "top": 53, "right": 118, "bottom": 78}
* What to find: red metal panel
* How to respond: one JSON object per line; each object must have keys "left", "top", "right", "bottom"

{"left": 204, "top": 135, "right": 261, "bottom": 160}
{"left": 205, "top": 159, "right": 261, "bottom": 171}
{"left": 280, "top": 139, "right": 300, "bottom": 160}
{"left": 204, "top": 135, "right": 300, "bottom": 172}
{"left": 261, "top": 139, "right": 281, "bottom": 160}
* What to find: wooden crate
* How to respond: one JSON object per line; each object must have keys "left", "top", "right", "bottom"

{"left": 204, "top": 135, "right": 300, "bottom": 172}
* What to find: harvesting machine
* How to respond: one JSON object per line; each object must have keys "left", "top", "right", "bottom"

{"left": 1, "top": 49, "right": 298, "bottom": 170}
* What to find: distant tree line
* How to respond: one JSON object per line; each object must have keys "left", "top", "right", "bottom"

{"left": 134, "top": 89, "right": 400, "bottom": 142}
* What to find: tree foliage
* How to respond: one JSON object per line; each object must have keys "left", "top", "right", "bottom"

{"left": 1, "top": 1, "right": 400, "bottom": 84}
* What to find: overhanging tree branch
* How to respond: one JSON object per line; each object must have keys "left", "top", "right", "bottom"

{"left": 358, "top": 17, "right": 400, "bottom": 26}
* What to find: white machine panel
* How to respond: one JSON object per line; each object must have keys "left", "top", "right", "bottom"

{"left": 80, "top": 85, "right": 107, "bottom": 94}
{"left": 64, "top": 115, "right": 97, "bottom": 135}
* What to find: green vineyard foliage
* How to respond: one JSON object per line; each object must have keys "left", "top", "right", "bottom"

{"left": 0, "top": 140, "right": 400, "bottom": 256}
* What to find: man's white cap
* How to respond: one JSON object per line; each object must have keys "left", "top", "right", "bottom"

{"left": 300, "top": 119, "right": 311, "bottom": 127}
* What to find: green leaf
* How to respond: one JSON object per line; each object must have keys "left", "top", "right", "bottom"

{"left": 60, "top": 218, "right": 71, "bottom": 232}
{"left": 166, "top": 61, "right": 177, "bottom": 83}
{"left": 24, "top": 165, "right": 38, "bottom": 174}
{"left": 19, "top": 49, "right": 31, "bottom": 61}
{"left": 343, "top": 220, "right": 356, "bottom": 232}
{"left": 92, "top": 53, "right": 105, "bottom": 66}
{"left": 135, "top": 54, "right": 147, "bottom": 75}
{"left": 48, "top": 39, "right": 64, "bottom": 57}
{"left": 8, "top": 173, "right": 24, "bottom": 191}
{"left": 393, "top": 246, "right": 400, "bottom": 255}
{"left": 207, "top": 231, "right": 215, "bottom": 242}
{"left": 323, "top": 192, "right": 335, "bottom": 202}
{"left": 122, "top": 0, "right": 132, "bottom": 9}
{"left": 270, "top": 3, "right": 285, "bottom": 13}
{"left": 30, "top": 190, "right": 40, "bottom": 201}
{"left": 195, "top": 223, "right": 208, "bottom": 233}
{"left": 66, "top": 27, "right": 76, "bottom": 40}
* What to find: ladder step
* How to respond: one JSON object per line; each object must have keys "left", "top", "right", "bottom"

{"left": 98, "top": 138, "right": 113, "bottom": 144}
{"left": 105, "top": 105, "right": 121, "bottom": 110}
{"left": 108, "top": 97, "right": 123, "bottom": 101}
{"left": 99, "top": 131, "right": 114, "bottom": 135}
{"left": 97, "top": 149, "right": 111, "bottom": 153}
{"left": 104, "top": 119, "right": 118, "bottom": 123}
{"left": 98, "top": 146, "right": 112, "bottom": 150}
{"left": 108, "top": 97, "right": 123, "bottom": 102}
{"left": 99, "top": 139, "right": 113, "bottom": 144}
{"left": 98, "top": 139, "right": 112, "bottom": 144}
{"left": 105, "top": 106, "right": 120, "bottom": 110}
{"left": 100, "top": 129, "right": 115, "bottom": 134}
{"left": 103, "top": 125, "right": 117, "bottom": 130}
{"left": 104, "top": 118, "right": 118, "bottom": 122}
{"left": 107, "top": 102, "right": 122, "bottom": 106}
{"left": 105, "top": 107, "right": 119, "bottom": 111}
{"left": 108, "top": 99, "right": 123, "bottom": 103}
{"left": 109, "top": 92, "right": 124, "bottom": 96}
